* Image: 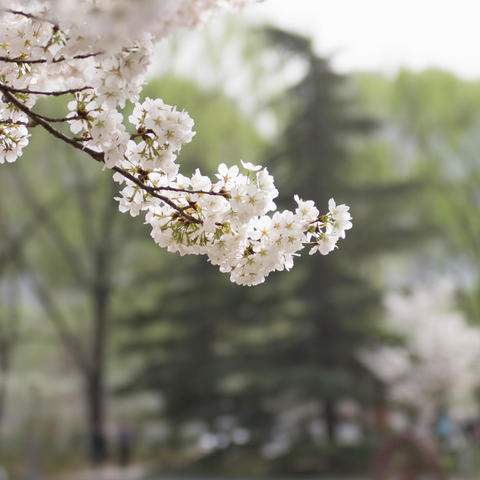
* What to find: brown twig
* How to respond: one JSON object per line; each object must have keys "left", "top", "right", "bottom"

{"left": 4, "top": 8, "right": 58, "bottom": 27}
{"left": 28, "top": 112, "right": 81, "bottom": 123}
{"left": 0, "top": 52, "right": 101, "bottom": 65}
{"left": 0, "top": 119, "right": 37, "bottom": 128}
{"left": 152, "top": 184, "right": 230, "bottom": 198}
{"left": 1, "top": 84, "right": 93, "bottom": 97}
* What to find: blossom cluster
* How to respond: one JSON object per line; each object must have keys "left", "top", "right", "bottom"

{"left": 0, "top": 0, "right": 352, "bottom": 285}
{"left": 116, "top": 145, "right": 352, "bottom": 285}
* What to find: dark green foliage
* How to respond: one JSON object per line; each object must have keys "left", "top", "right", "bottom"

{"left": 251, "top": 27, "right": 425, "bottom": 443}
{"left": 121, "top": 28, "right": 427, "bottom": 473}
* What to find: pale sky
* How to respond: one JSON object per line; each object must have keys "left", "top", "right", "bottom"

{"left": 247, "top": 0, "right": 480, "bottom": 79}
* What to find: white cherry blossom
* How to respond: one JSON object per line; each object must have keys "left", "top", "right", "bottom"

{"left": 0, "top": 0, "right": 352, "bottom": 285}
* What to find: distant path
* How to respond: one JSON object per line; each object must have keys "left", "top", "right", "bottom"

{"left": 55, "top": 464, "right": 145, "bottom": 480}
{"left": 143, "top": 477, "right": 366, "bottom": 480}
{"left": 57, "top": 471, "right": 368, "bottom": 480}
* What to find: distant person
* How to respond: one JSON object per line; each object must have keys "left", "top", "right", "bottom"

{"left": 434, "top": 407, "right": 453, "bottom": 448}
{"left": 464, "top": 416, "right": 480, "bottom": 443}
{"left": 463, "top": 419, "right": 476, "bottom": 441}
{"left": 117, "top": 426, "right": 134, "bottom": 467}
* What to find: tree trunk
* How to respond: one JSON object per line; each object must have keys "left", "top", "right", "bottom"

{"left": 87, "top": 260, "right": 109, "bottom": 465}
{"left": 86, "top": 190, "right": 115, "bottom": 465}
{"left": 0, "top": 276, "right": 18, "bottom": 439}
{"left": 0, "top": 343, "right": 9, "bottom": 436}
{"left": 86, "top": 369, "right": 108, "bottom": 465}
{"left": 324, "top": 399, "right": 337, "bottom": 444}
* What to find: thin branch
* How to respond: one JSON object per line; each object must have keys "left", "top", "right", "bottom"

{"left": 110, "top": 166, "right": 201, "bottom": 223}
{"left": 152, "top": 184, "right": 230, "bottom": 198}
{"left": 72, "top": 135, "right": 93, "bottom": 142}
{"left": 0, "top": 82, "right": 209, "bottom": 224}
{"left": 0, "top": 119, "right": 38, "bottom": 128}
{"left": 1, "top": 84, "right": 93, "bottom": 97}
{"left": 4, "top": 8, "right": 58, "bottom": 27}
{"left": 31, "top": 113, "right": 81, "bottom": 123}
{"left": 0, "top": 52, "right": 101, "bottom": 65}
{"left": 0, "top": 83, "right": 90, "bottom": 149}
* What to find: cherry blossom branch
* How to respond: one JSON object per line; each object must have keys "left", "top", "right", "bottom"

{"left": 1, "top": 82, "right": 93, "bottom": 151}
{"left": 110, "top": 166, "right": 202, "bottom": 223}
{"left": 0, "top": 82, "right": 201, "bottom": 224}
{"left": 73, "top": 135, "right": 93, "bottom": 142}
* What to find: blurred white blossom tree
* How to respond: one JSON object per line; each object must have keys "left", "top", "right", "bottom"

{"left": 360, "top": 281, "right": 480, "bottom": 422}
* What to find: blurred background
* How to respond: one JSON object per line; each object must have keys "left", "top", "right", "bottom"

{"left": 2, "top": 1, "right": 480, "bottom": 478}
